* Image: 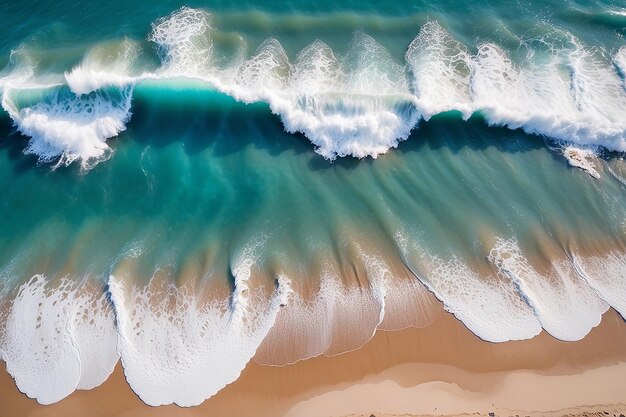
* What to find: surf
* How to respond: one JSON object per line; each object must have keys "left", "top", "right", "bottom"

{"left": 0, "top": 7, "right": 624, "bottom": 172}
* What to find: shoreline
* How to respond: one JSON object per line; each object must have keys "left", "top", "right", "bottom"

{"left": 2, "top": 307, "right": 625, "bottom": 417}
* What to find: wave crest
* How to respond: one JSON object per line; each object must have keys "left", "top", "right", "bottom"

{"left": 1, "top": 9, "right": 625, "bottom": 168}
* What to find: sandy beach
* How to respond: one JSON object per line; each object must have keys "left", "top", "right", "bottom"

{"left": 2, "top": 305, "right": 625, "bottom": 417}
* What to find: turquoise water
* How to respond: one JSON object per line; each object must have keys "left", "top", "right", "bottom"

{"left": 0, "top": 0, "right": 625, "bottom": 408}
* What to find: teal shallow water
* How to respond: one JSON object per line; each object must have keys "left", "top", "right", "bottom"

{"left": 0, "top": 0, "right": 625, "bottom": 408}
{"left": 0, "top": 85, "right": 623, "bottom": 285}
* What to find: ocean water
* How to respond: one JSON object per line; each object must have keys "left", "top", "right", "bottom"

{"left": 0, "top": 0, "right": 625, "bottom": 407}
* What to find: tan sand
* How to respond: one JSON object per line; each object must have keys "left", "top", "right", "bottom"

{"left": 1, "top": 307, "right": 625, "bottom": 417}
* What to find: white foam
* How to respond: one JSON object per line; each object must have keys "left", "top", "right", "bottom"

{"left": 150, "top": 8, "right": 418, "bottom": 159}
{"left": 272, "top": 34, "right": 419, "bottom": 160}
{"left": 615, "top": 46, "right": 626, "bottom": 85}
{"left": 176, "top": 31, "right": 422, "bottom": 160}
{"left": 572, "top": 252, "right": 626, "bottom": 319}
{"left": 561, "top": 145, "right": 601, "bottom": 178}
{"left": 72, "top": 289, "right": 120, "bottom": 391}
{"left": 568, "top": 42, "right": 626, "bottom": 147}
{"left": 65, "top": 39, "right": 141, "bottom": 95}
{"left": 233, "top": 38, "right": 290, "bottom": 101}
{"left": 162, "top": 27, "right": 422, "bottom": 160}
{"left": 148, "top": 7, "right": 213, "bottom": 76}
{"left": 0, "top": 49, "right": 128, "bottom": 168}
{"left": 488, "top": 239, "right": 609, "bottom": 341}
{"left": 406, "top": 21, "right": 473, "bottom": 119}
{"left": 472, "top": 43, "right": 574, "bottom": 133}
{"left": 109, "top": 238, "right": 289, "bottom": 406}
{"left": 423, "top": 256, "right": 542, "bottom": 342}
{"left": 144, "top": 19, "right": 626, "bottom": 160}
{"left": 275, "top": 95, "right": 418, "bottom": 160}
{"left": 65, "top": 68, "right": 135, "bottom": 97}
{"left": 141, "top": 15, "right": 626, "bottom": 162}
{"left": 1, "top": 275, "right": 118, "bottom": 404}
{"left": 471, "top": 39, "right": 626, "bottom": 153}
{"left": 2, "top": 86, "right": 133, "bottom": 167}
{"left": 288, "top": 40, "right": 342, "bottom": 95}
{"left": 395, "top": 232, "right": 541, "bottom": 342}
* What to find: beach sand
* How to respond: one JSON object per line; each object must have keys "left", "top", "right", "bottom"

{"left": 1, "top": 306, "right": 625, "bottom": 417}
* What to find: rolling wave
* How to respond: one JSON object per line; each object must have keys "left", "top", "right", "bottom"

{"left": 1, "top": 7, "right": 625, "bottom": 172}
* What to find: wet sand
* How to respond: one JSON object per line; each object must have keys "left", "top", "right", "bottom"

{"left": 2, "top": 305, "right": 626, "bottom": 417}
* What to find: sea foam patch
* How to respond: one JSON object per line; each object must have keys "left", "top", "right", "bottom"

{"left": 1, "top": 276, "right": 118, "bottom": 404}
{"left": 572, "top": 252, "right": 626, "bottom": 319}
{"left": 108, "top": 237, "right": 290, "bottom": 406}
{"left": 395, "top": 232, "right": 542, "bottom": 343}
{"left": 488, "top": 239, "right": 609, "bottom": 341}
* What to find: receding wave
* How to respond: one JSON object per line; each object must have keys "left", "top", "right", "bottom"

{"left": 0, "top": 7, "right": 625, "bottom": 170}
{"left": 1, "top": 236, "right": 624, "bottom": 406}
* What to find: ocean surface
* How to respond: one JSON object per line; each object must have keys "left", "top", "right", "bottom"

{"left": 0, "top": 0, "right": 625, "bottom": 407}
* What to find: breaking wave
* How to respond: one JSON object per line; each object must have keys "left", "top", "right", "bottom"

{"left": 0, "top": 7, "right": 625, "bottom": 169}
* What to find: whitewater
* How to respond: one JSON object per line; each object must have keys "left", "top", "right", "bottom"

{"left": 1, "top": 8, "right": 625, "bottom": 172}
